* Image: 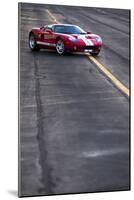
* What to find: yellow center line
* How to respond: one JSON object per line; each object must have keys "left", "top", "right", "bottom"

{"left": 87, "top": 55, "right": 129, "bottom": 97}
{"left": 45, "top": 9, "right": 130, "bottom": 97}
{"left": 46, "top": 9, "right": 60, "bottom": 24}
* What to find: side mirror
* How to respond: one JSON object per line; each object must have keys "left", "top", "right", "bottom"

{"left": 87, "top": 31, "right": 92, "bottom": 34}
{"left": 40, "top": 26, "right": 44, "bottom": 30}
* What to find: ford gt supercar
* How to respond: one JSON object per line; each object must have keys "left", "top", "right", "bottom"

{"left": 29, "top": 24, "right": 102, "bottom": 55}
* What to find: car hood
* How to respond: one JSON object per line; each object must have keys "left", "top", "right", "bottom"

{"left": 56, "top": 33, "right": 102, "bottom": 46}
{"left": 71, "top": 34, "right": 102, "bottom": 46}
{"left": 71, "top": 33, "right": 100, "bottom": 39}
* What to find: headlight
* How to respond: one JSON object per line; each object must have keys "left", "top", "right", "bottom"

{"left": 68, "top": 37, "right": 77, "bottom": 42}
{"left": 96, "top": 37, "right": 102, "bottom": 43}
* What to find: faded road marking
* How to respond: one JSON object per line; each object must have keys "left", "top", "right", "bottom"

{"left": 46, "top": 9, "right": 60, "bottom": 24}
{"left": 82, "top": 148, "right": 128, "bottom": 158}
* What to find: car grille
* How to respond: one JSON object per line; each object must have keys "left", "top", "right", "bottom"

{"left": 84, "top": 46, "right": 95, "bottom": 50}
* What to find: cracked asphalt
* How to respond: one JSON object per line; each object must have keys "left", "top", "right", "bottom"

{"left": 19, "top": 3, "right": 130, "bottom": 197}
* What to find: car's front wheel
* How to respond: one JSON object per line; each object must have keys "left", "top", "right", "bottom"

{"left": 29, "top": 33, "right": 40, "bottom": 51}
{"left": 56, "top": 39, "right": 65, "bottom": 55}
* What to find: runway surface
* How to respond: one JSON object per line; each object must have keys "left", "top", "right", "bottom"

{"left": 19, "top": 3, "right": 130, "bottom": 197}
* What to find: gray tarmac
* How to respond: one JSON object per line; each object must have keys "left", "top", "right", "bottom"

{"left": 19, "top": 3, "right": 130, "bottom": 197}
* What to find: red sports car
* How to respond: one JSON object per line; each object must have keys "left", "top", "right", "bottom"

{"left": 29, "top": 24, "right": 102, "bottom": 55}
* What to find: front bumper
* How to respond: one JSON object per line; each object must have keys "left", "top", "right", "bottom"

{"left": 84, "top": 45, "right": 101, "bottom": 53}
{"left": 65, "top": 43, "right": 101, "bottom": 52}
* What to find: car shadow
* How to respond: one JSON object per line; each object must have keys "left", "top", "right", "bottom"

{"left": 29, "top": 49, "right": 90, "bottom": 58}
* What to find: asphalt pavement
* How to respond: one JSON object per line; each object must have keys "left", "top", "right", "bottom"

{"left": 19, "top": 3, "right": 130, "bottom": 197}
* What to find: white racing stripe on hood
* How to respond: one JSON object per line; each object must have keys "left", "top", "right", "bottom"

{"left": 78, "top": 35, "right": 94, "bottom": 46}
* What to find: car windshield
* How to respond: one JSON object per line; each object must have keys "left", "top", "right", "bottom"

{"left": 54, "top": 25, "right": 86, "bottom": 34}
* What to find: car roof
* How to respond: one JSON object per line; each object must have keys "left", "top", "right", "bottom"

{"left": 46, "top": 24, "right": 76, "bottom": 27}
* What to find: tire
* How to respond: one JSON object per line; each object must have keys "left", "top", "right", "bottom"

{"left": 56, "top": 39, "right": 66, "bottom": 55}
{"left": 29, "top": 33, "right": 40, "bottom": 51}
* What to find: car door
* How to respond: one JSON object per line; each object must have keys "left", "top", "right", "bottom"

{"left": 41, "top": 26, "right": 56, "bottom": 47}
